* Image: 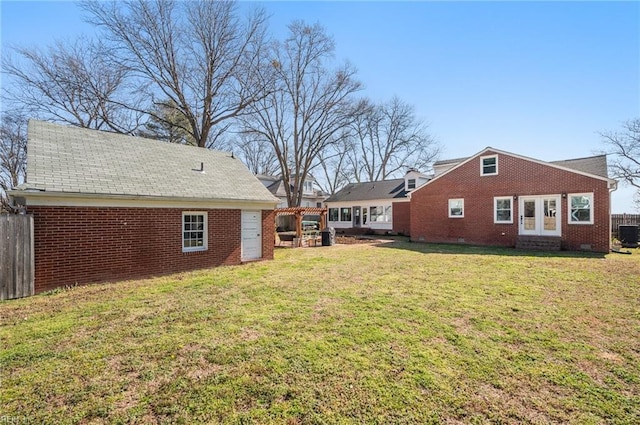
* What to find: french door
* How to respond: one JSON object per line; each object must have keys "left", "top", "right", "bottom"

{"left": 519, "top": 195, "right": 561, "bottom": 236}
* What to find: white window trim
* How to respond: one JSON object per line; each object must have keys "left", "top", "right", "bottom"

{"left": 480, "top": 154, "right": 498, "bottom": 176}
{"left": 494, "top": 196, "right": 513, "bottom": 224}
{"left": 448, "top": 198, "right": 464, "bottom": 218}
{"left": 328, "top": 207, "right": 339, "bottom": 222}
{"left": 182, "top": 211, "right": 208, "bottom": 252}
{"left": 340, "top": 207, "right": 352, "bottom": 222}
{"left": 369, "top": 205, "right": 392, "bottom": 223}
{"left": 568, "top": 193, "right": 594, "bottom": 225}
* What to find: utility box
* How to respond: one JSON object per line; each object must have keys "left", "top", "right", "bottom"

{"left": 321, "top": 227, "right": 336, "bottom": 246}
{"left": 619, "top": 225, "right": 639, "bottom": 248}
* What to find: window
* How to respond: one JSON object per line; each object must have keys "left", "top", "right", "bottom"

{"left": 303, "top": 181, "right": 313, "bottom": 194}
{"left": 407, "top": 179, "right": 416, "bottom": 189}
{"left": 368, "top": 206, "right": 391, "bottom": 222}
{"left": 328, "top": 208, "right": 339, "bottom": 221}
{"left": 448, "top": 199, "right": 464, "bottom": 218}
{"left": 568, "top": 193, "right": 593, "bottom": 224}
{"left": 362, "top": 208, "right": 368, "bottom": 225}
{"left": 494, "top": 197, "right": 512, "bottom": 223}
{"left": 384, "top": 205, "right": 392, "bottom": 222}
{"left": 481, "top": 155, "right": 498, "bottom": 176}
{"left": 370, "top": 206, "right": 380, "bottom": 222}
{"left": 340, "top": 207, "right": 352, "bottom": 222}
{"left": 182, "top": 212, "right": 207, "bottom": 252}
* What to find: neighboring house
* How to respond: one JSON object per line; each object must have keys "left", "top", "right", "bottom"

{"left": 9, "top": 120, "right": 279, "bottom": 294}
{"left": 325, "top": 169, "right": 430, "bottom": 234}
{"left": 257, "top": 174, "right": 326, "bottom": 208}
{"left": 410, "top": 147, "right": 617, "bottom": 252}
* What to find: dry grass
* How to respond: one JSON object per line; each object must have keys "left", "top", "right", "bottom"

{"left": 1, "top": 240, "right": 639, "bottom": 424}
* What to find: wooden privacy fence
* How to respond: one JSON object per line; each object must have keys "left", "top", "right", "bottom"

{"left": 612, "top": 214, "right": 640, "bottom": 239}
{"left": 1, "top": 214, "right": 34, "bottom": 300}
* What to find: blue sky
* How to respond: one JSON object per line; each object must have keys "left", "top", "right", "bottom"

{"left": 1, "top": 1, "right": 638, "bottom": 212}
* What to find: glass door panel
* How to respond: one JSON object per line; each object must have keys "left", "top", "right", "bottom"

{"left": 543, "top": 198, "right": 557, "bottom": 232}
{"left": 523, "top": 199, "right": 536, "bottom": 231}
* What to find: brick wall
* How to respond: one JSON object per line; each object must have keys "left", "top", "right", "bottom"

{"left": 410, "top": 151, "right": 611, "bottom": 252}
{"left": 392, "top": 201, "right": 411, "bottom": 235}
{"left": 262, "top": 209, "right": 276, "bottom": 260}
{"left": 28, "top": 206, "right": 274, "bottom": 293}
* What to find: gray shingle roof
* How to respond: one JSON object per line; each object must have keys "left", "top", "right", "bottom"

{"left": 325, "top": 179, "right": 408, "bottom": 202}
{"left": 433, "top": 156, "right": 469, "bottom": 166}
{"left": 18, "top": 120, "right": 278, "bottom": 203}
{"left": 550, "top": 155, "right": 608, "bottom": 178}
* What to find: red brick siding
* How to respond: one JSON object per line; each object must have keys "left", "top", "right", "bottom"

{"left": 392, "top": 201, "right": 411, "bottom": 235}
{"left": 28, "top": 206, "right": 273, "bottom": 293}
{"left": 262, "top": 209, "right": 275, "bottom": 260}
{"left": 410, "top": 151, "right": 611, "bottom": 252}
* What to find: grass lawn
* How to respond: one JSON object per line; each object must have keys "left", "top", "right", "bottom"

{"left": 1, "top": 240, "right": 639, "bottom": 424}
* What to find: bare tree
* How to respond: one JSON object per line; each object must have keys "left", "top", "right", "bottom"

{"left": 0, "top": 112, "right": 28, "bottom": 212}
{"left": 2, "top": 39, "right": 140, "bottom": 133}
{"left": 314, "top": 133, "right": 354, "bottom": 196}
{"left": 240, "top": 21, "right": 361, "bottom": 206}
{"left": 347, "top": 96, "right": 439, "bottom": 183}
{"left": 601, "top": 118, "right": 640, "bottom": 208}
{"left": 83, "top": 0, "right": 273, "bottom": 149}
{"left": 235, "top": 134, "right": 280, "bottom": 176}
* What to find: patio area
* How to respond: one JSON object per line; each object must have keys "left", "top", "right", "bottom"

{"left": 274, "top": 207, "right": 327, "bottom": 248}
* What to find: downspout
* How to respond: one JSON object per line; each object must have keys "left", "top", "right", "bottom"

{"left": 609, "top": 180, "right": 618, "bottom": 248}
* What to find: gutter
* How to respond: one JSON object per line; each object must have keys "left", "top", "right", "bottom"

{"left": 8, "top": 188, "right": 279, "bottom": 210}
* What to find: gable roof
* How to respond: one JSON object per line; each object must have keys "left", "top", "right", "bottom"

{"left": 15, "top": 120, "right": 278, "bottom": 204}
{"left": 325, "top": 178, "right": 409, "bottom": 203}
{"left": 433, "top": 152, "right": 609, "bottom": 178}
{"left": 412, "top": 147, "right": 615, "bottom": 196}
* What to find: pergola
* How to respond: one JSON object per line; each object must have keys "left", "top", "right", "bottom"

{"left": 274, "top": 207, "right": 327, "bottom": 243}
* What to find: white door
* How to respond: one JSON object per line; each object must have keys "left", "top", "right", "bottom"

{"left": 241, "top": 210, "right": 262, "bottom": 261}
{"left": 519, "top": 195, "right": 561, "bottom": 236}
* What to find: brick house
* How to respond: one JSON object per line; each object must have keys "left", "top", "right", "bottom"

{"left": 410, "top": 147, "right": 617, "bottom": 252}
{"left": 325, "top": 170, "right": 429, "bottom": 235}
{"left": 9, "top": 121, "right": 279, "bottom": 294}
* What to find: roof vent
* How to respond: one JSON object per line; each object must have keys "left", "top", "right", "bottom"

{"left": 192, "top": 162, "right": 205, "bottom": 173}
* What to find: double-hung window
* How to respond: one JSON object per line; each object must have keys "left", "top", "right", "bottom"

{"left": 568, "top": 193, "right": 593, "bottom": 224}
{"left": 481, "top": 155, "right": 498, "bottom": 176}
{"left": 448, "top": 199, "right": 464, "bottom": 218}
{"left": 328, "top": 208, "right": 339, "bottom": 221}
{"left": 494, "top": 197, "right": 513, "bottom": 223}
{"left": 182, "top": 212, "right": 208, "bottom": 252}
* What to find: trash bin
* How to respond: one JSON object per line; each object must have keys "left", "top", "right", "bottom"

{"left": 321, "top": 227, "right": 335, "bottom": 246}
{"left": 619, "top": 225, "right": 639, "bottom": 248}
